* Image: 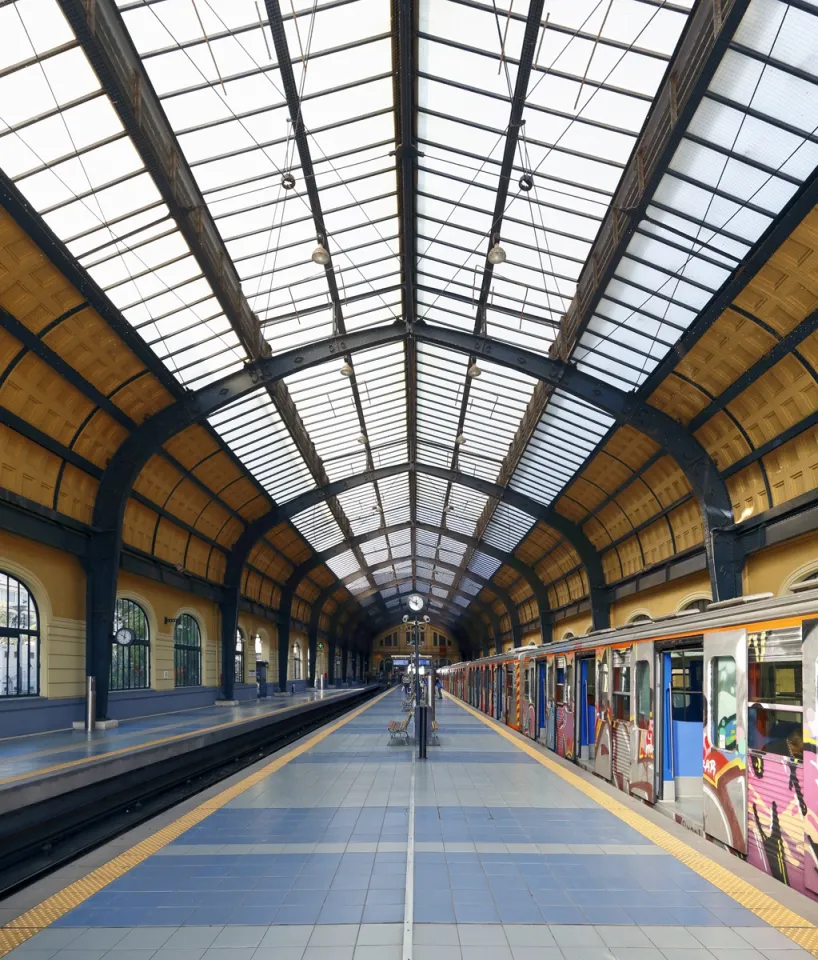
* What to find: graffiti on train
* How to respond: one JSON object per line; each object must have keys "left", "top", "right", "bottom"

{"left": 748, "top": 752, "right": 809, "bottom": 891}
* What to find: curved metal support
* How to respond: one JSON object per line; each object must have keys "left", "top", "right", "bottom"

{"left": 87, "top": 320, "right": 732, "bottom": 716}
{"left": 414, "top": 323, "right": 736, "bottom": 601}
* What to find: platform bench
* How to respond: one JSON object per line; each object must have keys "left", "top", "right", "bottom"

{"left": 388, "top": 716, "right": 411, "bottom": 743}
{"left": 431, "top": 719, "right": 440, "bottom": 744}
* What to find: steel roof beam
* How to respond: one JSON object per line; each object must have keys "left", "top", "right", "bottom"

{"left": 263, "top": 0, "right": 386, "bottom": 616}
{"left": 87, "top": 321, "right": 735, "bottom": 715}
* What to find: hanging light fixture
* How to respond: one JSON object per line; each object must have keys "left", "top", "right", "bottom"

{"left": 312, "top": 243, "right": 330, "bottom": 265}
{"left": 467, "top": 362, "right": 482, "bottom": 379}
{"left": 340, "top": 362, "right": 353, "bottom": 377}
{"left": 357, "top": 433, "right": 368, "bottom": 444}
{"left": 487, "top": 240, "right": 506, "bottom": 265}
{"left": 455, "top": 433, "right": 466, "bottom": 445}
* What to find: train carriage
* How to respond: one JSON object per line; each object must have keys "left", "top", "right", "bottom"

{"left": 440, "top": 583, "right": 818, "bottom": 903}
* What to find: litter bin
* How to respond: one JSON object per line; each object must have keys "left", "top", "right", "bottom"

{"left": 415, "top": 703, "right": 432, "bottom": 760}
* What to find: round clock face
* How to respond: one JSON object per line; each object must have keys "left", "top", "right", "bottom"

{"left": 407, "top": 594, "right": 424, "bottom": 613}
{"left": 115, "top": 626, "right": 135, "bottom": 646}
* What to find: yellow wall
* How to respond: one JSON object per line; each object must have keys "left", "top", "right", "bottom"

{"left": 554, "top": 612, "right": 593, "bottom": 640}
{"left": 611, "top": 571, "right": 712, "bottom": 626}
{"left": 0, "top": 531, "right": 283, "bottom": 700}
{"left": 744, "top": 529, "right": 818, "bottom": 596}
{"left": 372, "top": 622, "right": 461, "bottom": 665}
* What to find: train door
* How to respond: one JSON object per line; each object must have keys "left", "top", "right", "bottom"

{"left": 611, "top": 646, "right": 633, "bottom": 791}
{"left": 556, "top": 653, "right": 575, "bottom": 759}
{"left": 522, "top": 658, "right": 536, "bottom": 739}
{"left": 746, "top": 626, "right": 806, "bottom": 892}
{"left": 495, "top": 664, "right": 502, "bottom": 719}
{"left": 595, "top": 647, "right": 612, "bottom": 781}
{"left": 538, "top": 659, "right": 547, "bottom": 742}
{"left": 630, "top": 642, "right": 655, "bottom": 802}
{"left": 803, "top": 618, "right": 818, "bottom": 897}
{"left": 658, "top": 643, "right": 705, "bottom": 824}
{"left": 577, "top": 655, "right": 596, "bottom": 763}
{"left": 504, "top": 663, "right": 516, "bottom": 728}
{"left": 703, "top": 629, "right": 747, "bottom": 854}
{"left": 546, "top": 655, "right": 557, "bottom": 751}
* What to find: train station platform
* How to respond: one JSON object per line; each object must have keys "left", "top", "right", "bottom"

{"left": 0, "top": 686, "right": 375, "bottom": 813}
{"left": 2, "top": 686, "right": 818, "bottom": 960}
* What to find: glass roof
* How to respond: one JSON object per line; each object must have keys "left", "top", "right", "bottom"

{"left": 5, "top": 0, "right": 815, "bottom": 631}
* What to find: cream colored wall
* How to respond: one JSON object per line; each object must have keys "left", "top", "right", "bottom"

{"left": 554, "top": 613, "right": 593, "bottom": 640}
{"left": 237, "top": 615, "right": 278, "bottom": 684}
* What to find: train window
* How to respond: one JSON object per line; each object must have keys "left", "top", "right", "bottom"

{"left": 565, "top": 661, "right": 573, "bottom": 707}
{"left": 636, "top": 661, "right": 650, "bottom": 728}
{"left": 712, "top": 657, "right": 737, "bottom": 751}
{"left": 671, "top": 651, "right": 704, "bottom": 722}
{"left": 612, "top": 650, "right": 631, "bottom": 721}
{"left": 748, "top": 660, "right": 803, "bottom": 761}
{"left": 598, "top": 656, "right": 609, "bottom": 696}
{"left": 555, "top": 658, "right": 566, "bottom": 703}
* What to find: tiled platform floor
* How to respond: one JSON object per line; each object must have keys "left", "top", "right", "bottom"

{"left": 2, "top": 689, "right": 816, "bottom": 959}
{"left": 0, "top": 687, "right": 363, "bottom": 786}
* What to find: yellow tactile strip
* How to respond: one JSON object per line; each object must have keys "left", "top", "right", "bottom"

{"left": 0, "top": 688, "right": 391, "bottom": 958}
{"left": 450, "top": 694, "right": 818, "bottom": 956}
{"left": 0, "top": 692, "right": 354, "bottom": 787}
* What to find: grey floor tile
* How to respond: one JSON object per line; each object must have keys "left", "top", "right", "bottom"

{"left": 301, "top": 948, "right": 354, "bottom": 960}
{"left": 503, "top": 925, "right": 557, "bottom": 947}
{"left": 356, "top": 924, "right": 402, "bottom": 945}
{"left": 457, "top": 924, "right": 508, "bottom": 946}
{"left": 734, "top": 929, "right": 806, "bottom": 951}
{"left": 250, "top": 950, "right": 304, "bottom": 960}
{"left": 660, "top": 951, "right": 714, "bottom": 960}
{"left": 15, "top": 930, "right": 86, "bottom": 951}
{"left": 595, "top": 926, "right": 652, "bottom": 948}
{"left": 259, "top": 927, "right": 312, "bottom": 948}
{"left": 66, "top": 930, "right": 130, "bottom": 951}
{"left": 550, "top": 926, "right": 605, "bottom": 947}
{"left": 759, "top": 951, "right": 815, "bottom": 959}
{"left": 308, "top": 926, "right": 358, "bottom": 947}
{"left": 211, "top": 929, "right": 267, "bottom": 949}
{"left": 709, "top": 951, "right": 766, "bottom": 960}
{"left": 608, "top": 950, "right": 665, "bottom": 960}
{"left": 414, "top": 924, "right": 459, "bottom": 946}
{"left": 201, "top": 951, "right": 255, "bottom": 960}
{"left": 509, "top": 949, "right": 563, "bottom": 960}
{"left": 152, "top": 950, "right": 205, "bottom": 960}
{"left": 458, "top": 948, "right": 513, "bottom": 960}
{"left": 353, "top": 947, "right": 401, "bottom": 960}
{"left": 162, "top": 929, "right": 222, "bottom": 949}
{"left": 113, "top": 929, "right": 174, "bottom": 950}
{"left": 413, "top": 947, "right": 462, "bottom": 960}
{"left": 103, "top": 951, "right": 158, "bottom": 960}
{"left": 6, "top": 952, "right": 57, "bottom": 960}
{"left": 642, "top": 928, "right": 702, "bottom": 949}
{"left": 560, "top": 951, "right": 621, "bottom": 960}
{"left": 691, "top": 928, "right": 753, "bottom": 950}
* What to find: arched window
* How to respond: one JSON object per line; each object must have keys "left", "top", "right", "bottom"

{"left": 628, "top": 613, "right": 652, "bottom": 624}
{"left": 174, "top": 614, "right": 201, "bottom": 687}
{"left": 290, "top": 641, "right": 302, "bottom": 681}
{"left": 680, "top": 598, "right": 710, "bottom": 613}
{"left": 562, "top": 631, "right": 575, "bottom": 641}
{"left": 111, "top": 599, "right": 150, "bottom": 691}
{"left": 0, "top": 572, "right": 39, "bottom": 697}
{"left": 235, "top": 629, "right": 245, "bottom": 684}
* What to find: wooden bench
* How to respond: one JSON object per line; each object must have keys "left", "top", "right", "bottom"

{"left": 431, "top": 719, "right": 440, "bottom": 744}
{"left": 401, "top": 698, "right": 414, "bottom": 712}
{"left": 387, "top": 716, "right": 411, "bottom": 743}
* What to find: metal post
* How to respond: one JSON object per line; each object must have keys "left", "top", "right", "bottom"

{"left": 85, "top": 675, "right": 96, "bottom": 732}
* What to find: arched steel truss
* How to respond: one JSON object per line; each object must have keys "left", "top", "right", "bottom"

{"left": 86, "top": 322, "right": 736, "bottom": 716}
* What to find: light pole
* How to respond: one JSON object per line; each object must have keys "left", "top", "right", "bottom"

{"left": 405, "top": 594, "right": 429, "bottom": 759}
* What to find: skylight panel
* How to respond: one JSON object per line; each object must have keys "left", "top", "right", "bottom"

{"left": 483, "top": 502, "right": 537, "bottom": 552}
{"left": 469, "top": 551, "right": 502, "bottom": 579}
{"left": 326, "top": 549, "right": 360, "bottom": 579}
{"left": 209, "top": 389, "right": 314, "bottom": 503}
{"left": 510, "top": 390, "right": 614, "bottom": 506}
{"left": 290, "top": 501, "right": 345, "bottom": 551}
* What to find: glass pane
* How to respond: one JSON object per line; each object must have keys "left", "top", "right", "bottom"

{"left": 748, "top": 661, "right": 802, "bottom": 706}
{"left": 748, "top": 706, "right": 802, "bottom": 760}
{"left": 713, "top": 656, "right": 737, "bottom": 751}
{"left": 636, "top": 660, "right": 650, "bottom": 727}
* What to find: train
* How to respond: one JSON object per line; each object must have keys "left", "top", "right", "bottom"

{"left": 439, "top": 583, "right": 818, "bottom": 902}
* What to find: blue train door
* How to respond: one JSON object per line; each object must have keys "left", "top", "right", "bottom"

{"left": 579, "top": 657, "right": 596, "bottom": 762}
{"left": 538, "top": 661, "right": 546, "bottom": 741}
